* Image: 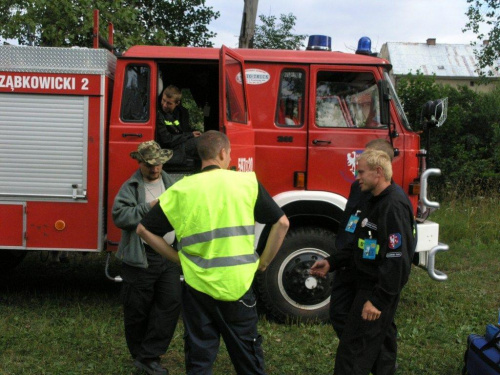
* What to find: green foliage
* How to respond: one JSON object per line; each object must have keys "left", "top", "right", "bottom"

{"left": 253, "top": 13, "right": 308, "bottom": 50}
{"left": 134, "top": 0, "right": 220, "bottom": 47}
{"left": 396, "top": 71, "right": 443, "bottom": 130}
{"left": 181, "top": 89, "right": 205, "bottom": 132}
{"left": 463, "top": 0, "right": 500, "bottom": 77}
{"left": 0, "top": 0, "right": 219, "bottom": 50}
{"left": 1, "top": 194, "right": 500, "bottom": 374}
{"left": 397, "top": 72, "right": 500, "bottom": 192}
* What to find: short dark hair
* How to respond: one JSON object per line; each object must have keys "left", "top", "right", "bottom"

{"left": 197, "top": 130, "right": 230, "bottom": 160}
{"left": 162, "top": 85, "right": 182, "bottom": 102}
{"left": 365, "top": 139, "right": 394, "bottom": 161}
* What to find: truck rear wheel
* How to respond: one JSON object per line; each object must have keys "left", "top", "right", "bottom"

{"left": 256, "top": 227, "right": 335, "bottom": 323}
{"left": 0, "top": 250, "right": 27, "bottom": 271}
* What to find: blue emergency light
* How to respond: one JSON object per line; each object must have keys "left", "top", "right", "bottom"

{"left": 307, "top": 35, "right": 332, "bottom": 51}
{"left": 356, "top": 36, "right": 372, "bottom": 55}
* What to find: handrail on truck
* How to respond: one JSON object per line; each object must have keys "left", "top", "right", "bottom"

{"left": 92, "top": 9, "right": 121, "bottom": 56}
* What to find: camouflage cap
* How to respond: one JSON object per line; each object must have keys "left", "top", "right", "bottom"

{"left": 130, "top": 140, "right": 173, "bottom": 165}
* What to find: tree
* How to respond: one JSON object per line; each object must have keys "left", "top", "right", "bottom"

{"left": 137, "top": 0, "right": 219, "bottom": 47}
{"left": 397, "top": 72, "right": 500, "bottom": 192}
{"left": 253, "top": 13, "right": 307, "bottom": 50}
{"left": 396, "top": 71, "right": 442, "bottom": 131}
{"left": 463, "top": 0, "right": 500, "bottom": 76}
{"left": 0, "top": 0, "right": 219, "bottom": 50}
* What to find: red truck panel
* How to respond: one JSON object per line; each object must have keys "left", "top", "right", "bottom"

{"left": 0, "top": 203, "right": 24, "bottom": 247}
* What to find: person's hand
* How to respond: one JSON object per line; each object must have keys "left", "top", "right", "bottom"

{"left": 149, "top": 199, "right": 158, "bottom": 208}
{"left": 309, "top": 259, "right": 330, "bottom": 278}
{"left": 361, "top": 300, "right": 381, "bottom": 321}
{"left": 193, "top": 131, "right": 202, "bottom": 137}
{"left": 257, "top": 259, "right": 268, "bottom": 273}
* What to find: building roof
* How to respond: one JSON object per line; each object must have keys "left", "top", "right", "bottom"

{"left": 380, "top": 40, "right": 500, "bottom": 79}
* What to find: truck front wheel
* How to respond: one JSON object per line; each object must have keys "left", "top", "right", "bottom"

{"left": 256, "top": 227, "right": 335, "bottom": 323}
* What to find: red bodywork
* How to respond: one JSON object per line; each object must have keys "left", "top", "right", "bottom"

{"left": 0, "top": 45, "right": 420, "bottom": 252}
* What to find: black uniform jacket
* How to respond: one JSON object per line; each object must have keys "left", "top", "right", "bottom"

{"left": 332, "top": 183, "right": 416, "bottom": 311}
{"left": 156, "top": 105, "right": 193, "bottom": 150}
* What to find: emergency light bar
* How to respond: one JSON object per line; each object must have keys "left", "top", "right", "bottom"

{"left": 356, "top": 36, "right": 372, "bottom": 55}
{"left": 307, "top": 35, "right": 332, "bottom": 51}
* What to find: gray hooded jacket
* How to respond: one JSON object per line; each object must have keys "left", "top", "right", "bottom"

{"left": 112, "top": 169, "right": 174, "bottom": 268}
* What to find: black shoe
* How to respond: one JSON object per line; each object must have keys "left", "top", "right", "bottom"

{"left": 133, "top": 359, "right": 168, "bottom": 375}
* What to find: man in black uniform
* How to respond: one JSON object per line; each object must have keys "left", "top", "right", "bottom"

{"left": 156, "top": 85, "right": 201, "bottom": 165}
{"left": 330, "top": 139, "right": 396, "bottom": 339}
{"left": 311, "top": 149, "right": 416, "bottom": 375}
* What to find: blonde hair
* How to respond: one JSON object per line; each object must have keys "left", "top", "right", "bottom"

{"left": 358, "top": 149, "right": 392, "bottom": 181}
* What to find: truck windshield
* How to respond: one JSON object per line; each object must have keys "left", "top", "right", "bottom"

{"left": 384, "top": 71, "right": 411, "bottom": 130}
{"left": 315, "top": 71, "right": 385, "bottom": 129}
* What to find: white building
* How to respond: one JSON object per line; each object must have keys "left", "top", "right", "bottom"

{"left": 380, "top": 38, "right": 499, "bottom": 93}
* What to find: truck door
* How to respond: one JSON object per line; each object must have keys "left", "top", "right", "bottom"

{"left": 307, "top": 65, "right": 393, "bottom": 195}
{"left": 107, "top": 62, "right": 156, "bottom": 248}
{"left": 219, "top": 46, "right": 255, "bottom": 171}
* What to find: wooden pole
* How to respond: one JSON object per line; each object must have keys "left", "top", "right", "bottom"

{"left": 238, "top": 0, "right": 259, "bottom": 48}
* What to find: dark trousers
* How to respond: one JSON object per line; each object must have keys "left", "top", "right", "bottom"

{"left": 182, "top": 283, "right": 265, "bottom": 375}
{"left": 330, "top": 268, "right": 356, "bottom": 338}
{"left": 334, "top": 289, "right": 399, "bottom": 375}
{"left": 121, "top": 251, "right": 181, "bottom": 362}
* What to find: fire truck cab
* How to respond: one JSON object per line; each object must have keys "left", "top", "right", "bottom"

{"left": 0, "top": 35, "right": 448, "bottom": 322}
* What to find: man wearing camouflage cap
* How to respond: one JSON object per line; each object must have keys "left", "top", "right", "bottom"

{"left": 112, "top": 140, "right": 180, "bottom": 375}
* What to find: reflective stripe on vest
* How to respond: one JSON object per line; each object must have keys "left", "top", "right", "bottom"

{"left": 180, "top": 225, "right": 255, "bottom": 248}
{"left": 180, "top": 250, "right": 259, "bottom": 269}
{"left": 179, "top": 225, "right": 258, "bottom": 268}
{"left": 159, "top": 169, "right": 259, "bottom": 301}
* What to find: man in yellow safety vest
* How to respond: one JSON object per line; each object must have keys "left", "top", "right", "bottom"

{"left": 137, "top": 130, "right": 289, "bottom": 374}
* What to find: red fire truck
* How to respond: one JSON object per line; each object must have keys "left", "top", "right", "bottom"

{"left": 0, "top": 27, "right": 448, "bottom": 321}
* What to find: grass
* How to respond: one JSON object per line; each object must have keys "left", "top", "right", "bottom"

{"left": 1, "top": 194, "right": 499, "bottom": 374}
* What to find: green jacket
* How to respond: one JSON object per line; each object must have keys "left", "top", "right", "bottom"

{"left": 112, "top": 169, "right": 174, "bottom": 268}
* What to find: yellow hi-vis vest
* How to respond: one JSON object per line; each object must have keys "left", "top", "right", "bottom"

{"left": 159, "top": 169, "right": 259, "bottom": 301}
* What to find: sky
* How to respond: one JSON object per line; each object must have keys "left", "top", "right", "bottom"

{"left": 205, "top": 0, "right": 481, "bottom": 52}
{"left": 0, "top": 1, "right": 482, "bottom": 51}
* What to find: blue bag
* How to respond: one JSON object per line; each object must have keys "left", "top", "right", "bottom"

{"left": 486, "top": 324, "right": 500, "bottom": 343}
{"left": 462, "top": 332, "right": 500, "bottom": 375}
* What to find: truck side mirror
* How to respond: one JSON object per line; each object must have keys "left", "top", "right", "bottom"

{"left": 421, "top": 98, "right": 448, "bottom": 128}
{"left": 378, "top": 80, "right": 391, "bottom": 126}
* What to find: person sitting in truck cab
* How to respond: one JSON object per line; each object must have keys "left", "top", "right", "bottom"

{"left": 359, "top": 91, "right": 381, "bottom": 128}
{"left": 156, "top": 85, "right": 201, "bottom": 166}
{"left": 283, "top": 98, "right": 300, "bottom": 125}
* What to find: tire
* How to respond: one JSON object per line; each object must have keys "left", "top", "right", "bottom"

{"left": 256, "top": 227, "right": 335, "bottom": 323}
{"left": 0, "top": 250, "right": 27, "bottom": 271}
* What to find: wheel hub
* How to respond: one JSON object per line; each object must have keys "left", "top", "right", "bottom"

{"left": 281, "top": 250, "right": 333, "bottom": 306}
{"left": 304, "top": 276, "right": 318, "bottom": 289}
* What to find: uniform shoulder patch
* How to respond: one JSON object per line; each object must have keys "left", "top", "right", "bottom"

{"left": 388, "top": 233, "right": 402, "bottom": 249}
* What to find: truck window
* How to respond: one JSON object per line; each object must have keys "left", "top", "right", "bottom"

{"left": 276, "top": 70, "right": 305, "bottom": 127}
{"left": 226, "top": 56, "right": 247, "bottom": 124}
{"left": 315, "top": 71, "right": 385, "bottom": 129}
{"left": 121, "top": 65, "right": 150, "bottom": 122}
